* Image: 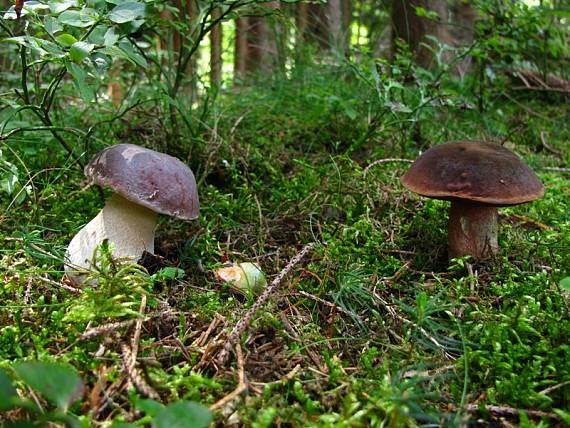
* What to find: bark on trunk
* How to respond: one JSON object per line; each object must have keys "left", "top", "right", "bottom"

{"left": 391, "top": 0, "right": 451, "bottom": 69}
{"left": 234, "top": 17, "right": 248, "bottom": 80}
{"left": 210, "top": 7, "right": 223, "bottom": 86}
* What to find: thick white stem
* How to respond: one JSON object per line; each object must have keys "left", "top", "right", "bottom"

{"left": 65, "top": 193, "right": 158, "bottom": 284}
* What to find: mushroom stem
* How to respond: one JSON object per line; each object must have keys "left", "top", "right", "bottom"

{"left": 448, "top": 201, "right": 498, "bottom": 259}
{"left": 65, "top": 193, "right": 158, "bottom": 283}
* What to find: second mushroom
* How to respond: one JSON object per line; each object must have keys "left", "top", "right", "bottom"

{"left": 401, "top": 141, "right": 544, "bottom": 259}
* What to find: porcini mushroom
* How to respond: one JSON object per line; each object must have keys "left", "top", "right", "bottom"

{"left": 65, "top": 144, "right": 199, "bottom": 284}
{"left": 401, "top": 141, "right": 544, "bottom": 259}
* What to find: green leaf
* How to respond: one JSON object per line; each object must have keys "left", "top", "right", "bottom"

{"left": 2, "top": 36, "right": 28, "bottom": 47}
{"left": 151, "top": 267, "right": 185, "bottom": 282}
{"left": 58, "top": 9, "right": 96, "bottom": 27}
{"left": 69, "top": 41, "right": 94, "bottom": 63}
{"left": 560, "top": 277, "right": 570, "bottom": 292}
{"left": 104, "top": 26, "right": 119, "bottom": 46}
{"left": 13, "top": 361, "right": 84, "bottom": 412}
{"left": 152, "top": 401, "right": 212, "bottom": 428}
{"left": 118, "top": 18, "right": 144, "bottom": 34}
{"left": 0, "top": 368, "right": 18, "bottom": 411}
{"left": 107, "top": 2, "right": 145, "bottom": 24}
{"left": 22, "top": 1, "right": 50, "bottom": 13}
{"left": 136, "top": 398, "right": 165, "bottom": 416}
{"left": 44, "top": 16, "right": 64, "bottom": 35}
{"left": 56, "top": 33, "right": 78, "bottom": 47}
{"left": 102, "top": 41, "right": 146, "bottom": 68}
{"left": 66, "top": 61, "right": 96, "bottom": 102}
{"left": 49, "top": 0, "right": 78, "bottom": 14}
{"left": 415, "top": 6, "right": 440, "bottom": 21}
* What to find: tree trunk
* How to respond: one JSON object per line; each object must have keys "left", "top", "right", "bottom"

{"left": 391, "top": 0, "right": 451, "bottom": 69}
{"left": 449, "top": 0, "right": 477, "bottom": 76}
{"left": 296, "top": 1, "right": 309, "bottom": 44}
{"left": 235, "top": 3, "right": 281, "bottom": 79}
{"left": 234, "top": 16, "right": 248, "bottom": 81}
{"left": 210, "top": 7, "right": 223, "bottom": 86}
{"left": 245, "top": 15, "right": 265, "bottom": 73}
{"left": 342, "top": 0, "right": 353, "bottom": 51}
{"left": 262, "top": 1, "right": 285, "bottom": 73}
{"left": 328, "top": 0, "right": 343, "bottom": 53}
{"left": 306, "top": 3, "right": 329, "bottom": 50}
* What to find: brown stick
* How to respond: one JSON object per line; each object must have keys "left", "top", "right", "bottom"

{"left": 464, "top": 404, "right": 560, "bottom": 421}
{"left": 210, "top": 344, "right": 246, "bottom": 411}
{"left": 120, "top": 342, "right": 159, "bottom": 400}
{"left": 216, "top": 243, "right": 315, "bottom": 365}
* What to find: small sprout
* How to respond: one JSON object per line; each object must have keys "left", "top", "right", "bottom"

{"left": 215, "top": 262, "right": 267, "bottom": 295}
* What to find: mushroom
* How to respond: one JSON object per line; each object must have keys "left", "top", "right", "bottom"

{"left": 65, "top": 144, "right": 199, "bottom": 284}
{"left": 401, "top": 141, "right": 544, "bottom": 259}
{"left": 215, "top": 262, "right": 267, "bottom": 295}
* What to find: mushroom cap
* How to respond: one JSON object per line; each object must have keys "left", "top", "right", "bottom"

{"left": 401, "top": 141, "right": 544, "bottom": 205}
{"left": 85, "top": 144, "right": 199, "bottom": 220}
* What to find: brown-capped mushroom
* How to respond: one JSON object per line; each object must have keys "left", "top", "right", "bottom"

{"left": 65, "top": 144, "right": 199, "bottom": 284}
{"left": 401, "top": 141, "right": 544, "bottom": 259}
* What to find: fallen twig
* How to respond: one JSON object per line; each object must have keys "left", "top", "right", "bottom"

{"left": 120, "top": 340, "right": 159, "bottom": 400}
{"left": 364, "top": 158, "right": 413, "bottom": 177}
{"left": 126, "top": 295, "right": 147, "bottom": 389}
{"left": 539, "top": 380, "right": 570, "bottom": 396}
{"left": 464, "top": 404, "right": 560, "bottom": 421}
{"left": 250, "top": 364, "right": 301, "bottom": 387}
{"left": 34, "top": 275, "right": 82, "bottom": 295}
{"left": 540, "top": 131, "right": 562, "bottom": 157}
{"left": 293, "top": 290, "right": 353, "bottom": 317}
{"left": 541, "top": 166, "right": 570, "bottom": 172}
{"left": 216, "top": 243, "right": 315, "bottom": 365}
{"left": 80, "top": 311, "right": 173, "bottom": 341}
{"left": 209, "top": 344, "right": 247, "bottom": 411}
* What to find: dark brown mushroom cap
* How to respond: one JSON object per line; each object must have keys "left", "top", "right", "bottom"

{"left": 85, "top": 144, "right": 199, "bottom": 220}
{"left": 401, "top": 141, "right": 544, "bottom": 205}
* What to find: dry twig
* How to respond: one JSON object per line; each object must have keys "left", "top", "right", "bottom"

{"left": 216, "top": 243, "right": 315, "bottom": 365}
{"left": 542, "top": 166, "right": 570, "bottom": 173}
{"left": 120, "top": 341, "right": 159, "bottom": 400}
{"left": 125, "top": 295, "right": 147, "bottom": 389}
{"left": 540, "top": 131, "right": 562, "bottom": 157}
{"left": 80, "top": 311, "right": 171, "bottom": 341}
{"left": 209, "top": 344, "right": 247, "bottom": 411}
{"left": 464, "top": 404, "right": 560, "bottom": 421}
{"left": 364, "top": 158, "right": 413, "bottom": 177}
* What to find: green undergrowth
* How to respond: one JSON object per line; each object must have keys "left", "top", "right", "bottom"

{"left": 1, "top": 63, "right": 569, "bottom": 427}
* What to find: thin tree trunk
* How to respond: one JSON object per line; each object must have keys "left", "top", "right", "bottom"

{"left": 296, "top": 1, "right": 309, "bottom": 44}
{"left": 327, "top": 0, "right": 343, "bottom": 53}
{"left": 210, "top": 7, "right": 223, "bottom": 86}
{"left": 342, "top": 0, "right": 353, "bottom": 51}
{"left": 234, "top": 17, "right": 248, "bottom": 81}
{"left": 391, "top": 0, "right": 451, "bottom": 69}
{"left": 295, "top": 1, "right": 309, "bottom": 64}
{"left": 263, "top": 1, "right": 282, "bottom": 73}
{"left": 246, "top": 15, "right": 265, "bottom": 73}
{"left": 449, "top": 0, "right": 477, "bottom": 76}
{"left": 306, "top": 3, "right": 329, "bottom": 50}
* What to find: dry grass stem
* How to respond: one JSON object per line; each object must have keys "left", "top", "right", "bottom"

{"left": 209, "top": 344, "right": 247, "bottom": 411}
{"left": 120, "top": 341, "right": 159, "bottom": 400}
{"left": 216, "top": 243, "right": 315, "bottom": 365}
{"left": 464, "top": 404, "right": 561, "bottom": 421}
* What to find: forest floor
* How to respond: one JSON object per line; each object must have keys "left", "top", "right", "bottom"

{"left": 1, "top": 64, "right": 569, "bottom": 427}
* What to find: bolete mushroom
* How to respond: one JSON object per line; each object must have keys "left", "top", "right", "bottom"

{"left": 65, "top": 144, "right": 199, "bottom": 284}
{"left": 401, "top": 141, "right": 544, "bottom": 259}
